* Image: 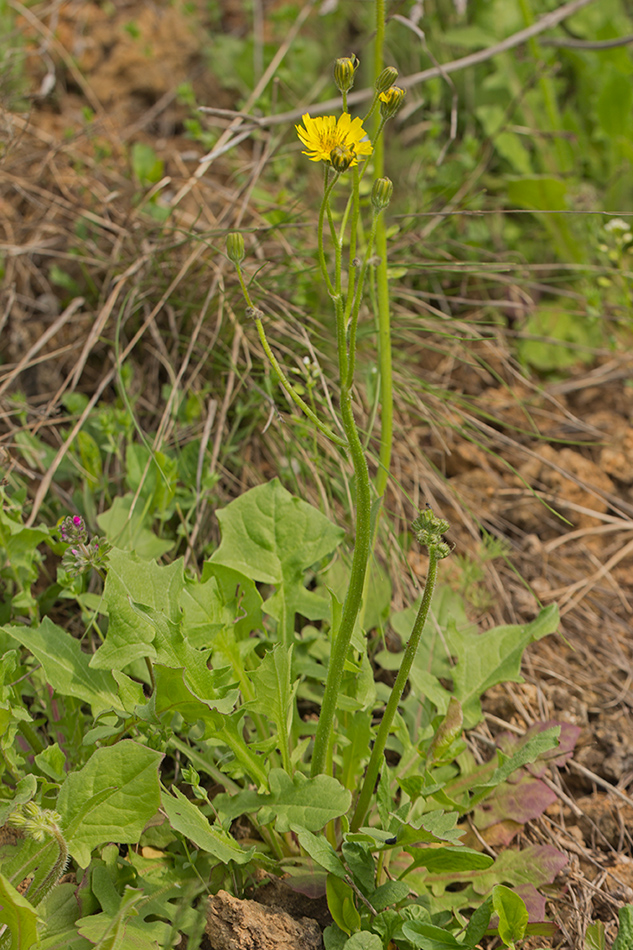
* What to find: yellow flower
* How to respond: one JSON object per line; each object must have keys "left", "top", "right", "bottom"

{"left": 295, "top": 113, "right": 373, "bottom": 166}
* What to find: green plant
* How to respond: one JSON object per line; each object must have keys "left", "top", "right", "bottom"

{"left": 0, "top": 19, "right": 580, "bottom": 950}
{"left": 0, "top": 472, "right": 564, "bottom": 948}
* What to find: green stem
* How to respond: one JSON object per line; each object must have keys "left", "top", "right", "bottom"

{"left": 318, "top": 168, "right": 338, "bottom": 296}
{"left": 350, "top": 548, "right": 440, "bottom": 831}
{"left": 372, "top": 0, "right": 393, "bottom": 501}
{"left": 310, "top": 383, "right": 372, "bottom": 777}
{"left": 234, "top": 253, "right": 347, "bottom": 450}
{"left": 347, "top": 211, "right": 380, "bottom": 389}
{"left": 344, "top": 165, "right": 361, "bottom": 325}
{"left": 18, "top": 720, "right": 45, "bottom": 755}
{"left": 26, "top": 826, "right": 68, "bottom": 906}
{"left": 253, "top": 315, "right": 347, "bottom": 448}
{"left": 374, "top": 226, "right": 392, "bottom": 498}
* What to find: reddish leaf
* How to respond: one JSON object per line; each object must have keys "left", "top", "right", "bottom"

{"left": 474, "top": 773, "right": 557, "bottom": 828}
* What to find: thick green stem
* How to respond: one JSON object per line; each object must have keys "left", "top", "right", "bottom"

{"left": 310, "top": 385, "right": 372, "bottom": 777}
{"left": 350, "top": 549, "right": 440, "bottom": 831}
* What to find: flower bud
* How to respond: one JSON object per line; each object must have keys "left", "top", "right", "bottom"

{"left": 226, "top": 232, "right": 245, "bottom": 265}
{"left": 59, "top": 514, "right": 87, "bottom": 544}
{"left": 334, "top": 55, "right": 359, "bottom": 94}
{"left": 371, "top": 177, "right": 393, "bottom": 211}
{"left": 330, "top": 144, "right": 356, "bottom": 173}
{"left": 245, "top": 306, "right": 265, "bottom": 321}
{"left": 379, "top": 86, "right": 406, "bottom": 119}
{"left": 375, "top": 66, "right": 398, "bottom": 94}
{"left": 411, "top": 506, "right": 451, "bottom": 555}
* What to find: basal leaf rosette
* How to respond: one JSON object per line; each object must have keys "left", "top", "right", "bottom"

{"left": 296, "top": 112, "right": 373, "bottom": 166}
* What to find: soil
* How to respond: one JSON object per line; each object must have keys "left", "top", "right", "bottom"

{"left": 2, "top": 3, "right": 633, "bottom": 949}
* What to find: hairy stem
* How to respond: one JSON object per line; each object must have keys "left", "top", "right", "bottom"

{"left": 310, "top": 383, "right": 372, "bottom": 776}
{"left": 350, "top": 548, "right": 440, "bottom": 830}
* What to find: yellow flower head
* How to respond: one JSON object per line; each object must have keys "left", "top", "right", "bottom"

{"left": 295, "top": 113, "right": 373, "bottom": 166}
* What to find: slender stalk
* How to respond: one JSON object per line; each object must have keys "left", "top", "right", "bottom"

{"left": 253, "top": 314, "right": 347, "bottom": 448}
{"left": 347, "top": 211, "right": 380, "bottom": 389}
{"left": 318, "top": 168, "right": 337, "bottom": 297}
{"left": 234, "top": 262, "right": 347, "bottom": 449}
{"left": 372, "top": 0, "right": 393, "bottom": 501}
{"left": 350, "top": 548, "right": 440, "bottom": 831}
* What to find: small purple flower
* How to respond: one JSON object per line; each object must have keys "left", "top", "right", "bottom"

{"left": 59, "top": 515, "right": 87, "bottom": 544}
{"left": 58, "top": 514, "right": 110, "bottom": 577}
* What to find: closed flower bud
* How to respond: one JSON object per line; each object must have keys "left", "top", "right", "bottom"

{"left": 379, "top": 86, "right": 406, "bottom": 119}
{"left": 330, "top": 144, "right": 356, "bottom": 173}
{"left": 412, "top": 506, "right": 451, "bottom": 555}
{"left": 375, "top": 66, "right": 398, "bottom": 94}
{"left": 226, "top": 232, "right": 245, "bottom": 265}
{"left": 334, "top": 54, "right": 359, "bottom": 94}
{"left": 371, "top": 177, "right": 393, "bottom": 211}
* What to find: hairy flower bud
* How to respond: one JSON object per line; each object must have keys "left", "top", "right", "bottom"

{"left": 379, "top": 85, "right": 406, "bottom": 119}
{"left": 375, "top": 66, "right": 398, "bottom": 94}
{"left": 59, "top": 514, "right": 87, "bottom": 544}
{"left": 412, "top": 506, "right": 452, "bottom": 556}
{"left": 334, "top": 54, "right": 359, "bottom": 94}
{"left": 330, "top": 144, "right": 356, "bottom": 173}
{"left": 371, "top": 177, "right": 393, "bottom": 211}
{"left": 226, "top": 232, "right": 245, "bottom": 265}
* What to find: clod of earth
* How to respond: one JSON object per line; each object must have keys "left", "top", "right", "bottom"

{"left": 204, "top": 889, "right": 323, "bottom": 950}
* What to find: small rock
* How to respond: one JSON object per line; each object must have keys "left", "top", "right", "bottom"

{"left": 205, "top": 890, "right": 322, "bottom": 950}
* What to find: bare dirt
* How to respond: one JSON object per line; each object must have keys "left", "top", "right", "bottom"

{"left": 2, "top": 2, "right": 633, "bottom": 948}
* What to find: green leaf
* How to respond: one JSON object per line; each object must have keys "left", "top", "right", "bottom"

{"left": 396, "top": 809, "right": 464, "bottom": 847}
{"left": 76, "top": 430, "right": 103, "bottom": 487}
{"left": 492, "top": 884, "right": 528, "bottom": 946}
{"left": 342, "top": 841, "right": 375, "bottom": 895}
{"left": 404, "top": 846, "right": 493, "bottom": 875}
{"left": 469, "top": 727, "right": 560, "bottom": 802}
{"left": 324, "top": 924, "right": 349, "bottom": 950}
{"left": 450, "top": 605, "right": 559, "bottom": 728}
{"left": 0, "top": 872, "right": 39, "bottom": 950}
{"left": 131, "top": 142, "right": 165, "bottom": 185}
{"left": 38, "top": 883, "right": 92, "bottom": 949}
{"left": 506, "top": 178, "right": 582, "bottom": 263}
{"left": 326, "top": 876, "right": 360, "bottom": 936}
{"left": 370, "top": 880, "right": 410, "bottom": 911}
{"left": 585, "top": 921, "right": 606, "bottom": 950}
{"left": 343, "top": 933, "right": 383, "bottom": 950}
{"left": 34, "top": 742, "right": 67, "bottom": 782}
{"left": 160, "top": 787, "right": 254, "bottom": 865}
{"left": 150, "top": 664, "right": 239, "bottom": 722}
{"left": 247, "top": 644, "right": 296, "bottom": 740}
{"left": 612, "top": 905, "right": 633, "bottom": 950}
{"left": 210, "top": 479, "right": 344, "bottom": 644}
{"left": 401, "top": 921, "right": 462, "bottom": 949}
{"left": 97, "top": 495, "right": 173, "bottom": 559}
{"left": 464, "top": 897, "right": 493, "bottom": 948}
{"left": 597, "top": 72, "right": 633, "bottom": 137}
{"left": 260, "top": 770, "right": 351, "bottom": 833}
{"left": 90, "top": 549, "right": 184, "bottom": 670}
{"left": 3, "top": 619, "right": 123, "bottom": 716}
{"left": 295, "top": 830, "right": 347, "bottom": 879}
{"left": 77, "top": 884, "right": 168, "bottom": 950}
{"left": 0, "top": 775, "right": 37, "bottom": 825}
{"left": 57, "top": 740, "right": 163, "bottom": 867}
{"left": 518, "top": 305, "right": 603, "bottom": 372}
